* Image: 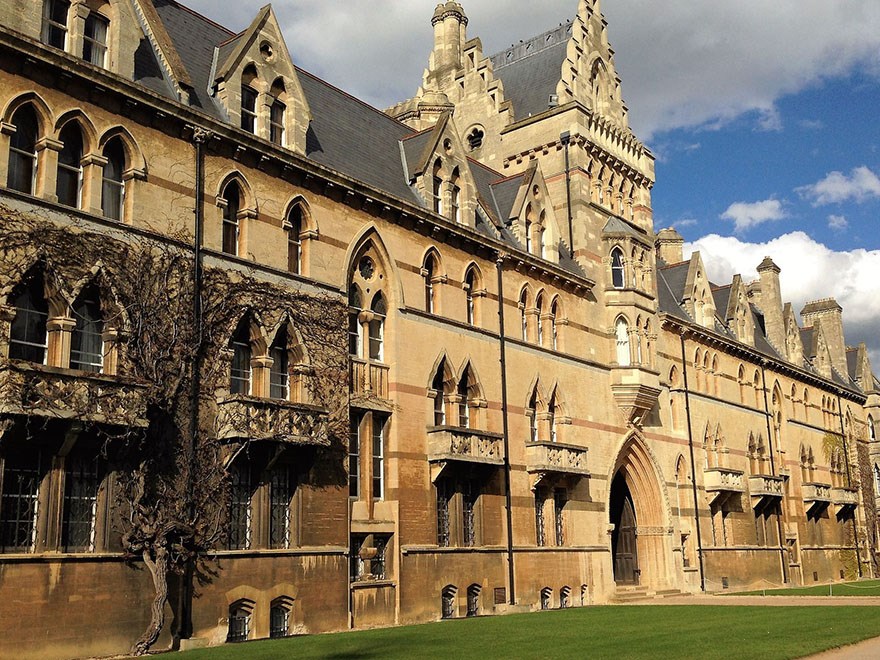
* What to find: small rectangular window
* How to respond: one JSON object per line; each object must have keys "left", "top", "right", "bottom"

{"left": 0, "top": 449, "right": 42, "bottom": 553}
{"left": 227, "top": 465, "right": 252, "bottom": 550}
{"left": 82, "top": 12, "right": 108, "bottom": 67}
{"left": 436, "top": 480, "right": 451, "bottom": 547}
{"left": 241, "top": 86, "right": 258, "bottom": 133}
{"left": 269, "top": 466, "right": 294, "bottom": 549}
{"left": 349, "top": 415, "right": 361, "bottom": 498}
{"left": 42, "top": 0, "right": 70, "bottom": 50}
{"left": 554, "top": 490, "right": 566, "bottom": 546}
{"left": 62, "top": 455, "right": 103, "bottom": 552}
{"left": 270, "top": 100, "right": 285, "bottom": 145}
{"left": 372, "top": 415, "right": 385, "bottom": 500}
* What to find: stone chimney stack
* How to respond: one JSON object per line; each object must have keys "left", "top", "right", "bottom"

{"left": 429, "top": 2, "right": 468, "bottom": 86}
{"left": 801, "top": 298, "right": 847, "bottom": 379}
{"left": 757, "top": 257, "right": 785, "bottom": 356}
{"left": 655, "top": 228, "right": 684, "bottom": 265}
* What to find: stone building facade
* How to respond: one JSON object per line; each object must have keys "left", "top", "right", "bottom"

{"left": 0, "top": 0, "right": 879, "bottom": 657}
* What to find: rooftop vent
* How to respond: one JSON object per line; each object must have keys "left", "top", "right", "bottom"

{"left": 548, "top": 94, "right": 559, "bottom": 108}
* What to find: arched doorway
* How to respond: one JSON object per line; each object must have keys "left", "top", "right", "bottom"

{"left": 610, "top": 472, "right": 639, "bottom": 584}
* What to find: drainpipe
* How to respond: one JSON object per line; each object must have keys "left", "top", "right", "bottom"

{"left": 836, "top": 392, "right": 863, "bottom": 578}
{"left": 760, "top": 363, "right": 789, "bottom": 585}
{"left": 678, "top": 330, "right": 705, "bottom": 592}
{"left": 560, "top": 132, "right": 574, "bottom": 257}
{"left": 179, "top": 127, "right": 210, "bottom": 642}
{"left": 496, "top": 254, "right": 516, "bottom": 604}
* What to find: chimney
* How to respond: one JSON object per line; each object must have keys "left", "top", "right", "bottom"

{"left": 757, "top": 257, "right": 785, "bottom": 357}
{"left": 801, "top": 298, "right": 847, "bottom": 379}
{"left": 655, "top": 228, "right": 684, "bottom": 265}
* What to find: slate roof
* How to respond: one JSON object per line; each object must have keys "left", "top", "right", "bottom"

{"left": 489, "top": 23, "right": 571, "bottom": 121}
{"left": 132, "top": 35, "right": 175, "bottom": 97}
{"left": 656, "top": 263, "right": 690, "bottom": 322}
{"left": 400, "top": 129, "right": 435, "bottom": 180}
{"left": 847, "top": 348, "right": 859, "bottom": 380}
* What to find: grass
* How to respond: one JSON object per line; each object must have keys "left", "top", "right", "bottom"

{"left": 729, "top": 579, "right": 880, "bottom": 597}
{"left": 176, "top": 605, "right": 880, "bottom": 660}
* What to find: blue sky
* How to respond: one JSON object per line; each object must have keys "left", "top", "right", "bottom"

{"left": 185, "top": 0, "right": 880, "bottom": 362}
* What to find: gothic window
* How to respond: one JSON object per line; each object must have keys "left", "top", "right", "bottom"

{"left": 873, "top": 464, "right": 880, "bottom": 496}
{"left": 549, "top": 299, "right": 559, "bottom": 351}
{"left": 441, "top": 585, "right": 456, "bottom": 619}
{"left": 9, "top": 276, "right": 48, "bottom": 364}
{"left": 462, "top": 481, "right": 478, "bottom": 547}
{"left": 869, "top": 417, "right": 876, "bottom": 443}
{"left": 221, "top": 182, "right": 242, "bottom": 255}
{"left": 0, "top": 448, "right": 43, "bottom": 553}
{"left": 56, "top": 122, "right": 83, "bottom": 208}
{"left": 368, "top": 293, "right": 386, "bottom": 361}
{"left": 536, "top": 293, "right": 545, "bottom": 346}
{"left": 227, "top": 463, "right": 253, "bottom": 550}
{"left": 372, "top": 414, "right": 386, "bottom": 500}
{"left": 269, "top": 328, "right": 289, "bottom": 400}
{"left": 528, "top": 387, "right": 539, "bottom": 443}
{"left": 753, "top": 370, "right": 762, "bottom": 408}
{"left": 269, "top": 599, "right": 292, "bottom": 638}
{"left": 348, "top": 286, "right": 363, "bottom": 357}
{"left": 7, "top": 105, "right": 39, "bottom": 194}
{"left": 450, "top": 168, "right": 461, "bottom": 224}
{"left": 431, "top": 363, "right": 447, "bottom": 426}
{"left": 554, "top": 489, "right": 566, "bottom": 546}
{"left": 349, "top": 414, "right": 361, "bottom": 498}
{"left": 423, "top": 252, "right": 441, "bottom": 314}
{"left": 464, "top": 267, "right": 478, "bottom": 326}
{"left": 285, "top": 204, "right": 303, "bottom": 274}
{"left": 42, "top": 0, "right": 70, "bottom": 50}
{"left": 61, "top": 454, "right": 104, "bottom": 552}
{"left": 227, "top": 600, "right": 254, "bottom": 642}
{"left": 738, "top": 365, "right": 747, "bottom": 404}
{"left": 611, "top": 247, "right": 625, "bottom": 289}
{"left": 268, "top": 465, "right": 294, "bottom": 549}
{"left": 241, "top": 71, "right": 258, "bottom": 134}
{"left": 519, "top": 287, "right": 530, "bottom": 342}
{"left": 229, "top": 318, "right": 252, "bottom": 395}
{"left": 457, "top": 366, "right": 471, "bottom": 428}
{"left": 548, "top": 390, "right": 558, "bottom": 443}
{"left": 540, "top": 587, "right": 552, "bottom": 610}
{"left": 466, "top": 584, "right": 480, "bottom": 617}
{"left": 270, "top": 100, "right": 285, "bottom": 146}
{"left": 82, "top": 9, "right": 109, "bottom": 67}
{"left": 466, "top": 128, "right": 484, "bottom": 150}
{"left": 535, "top": 491, "right": 545, "bottom": 546}
{"left": 615, "top": 317, "right": 631, "bottom": 366}
{"left": 538, "top": 211, "right": 547, "bottom": 259}
{"left": 437, "top": 479, "right": 451, "bottom": 547}
{"left": 560, "top": 586, "right": 571, "bottom": 609}
{"left": 70, "top": 286, "right": 104, "bottom": 372}
{"left": 525, "top": 204, "right": 534, "bottom": 254}
{"left": 101, "top": 138, "right": 125, "bottom": 221}
{"left": 432, "top": 159, "right": 443, "bottom": 215}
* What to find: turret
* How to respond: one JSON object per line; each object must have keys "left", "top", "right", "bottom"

{"left": 757, "top": 257, "right": 785, "bottom": 356}
{"left": 801, "top": 298, "right": 847, "bottom": 379}
{"left": 428, "top": 2, "right": 468, "bottom": 88}
{"left": 655, "top": 228, "right": 684, "bottom": 265}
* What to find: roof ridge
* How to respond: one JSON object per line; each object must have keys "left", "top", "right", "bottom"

{"left": 168, "top": 0, "right": 235, "bottom": 37}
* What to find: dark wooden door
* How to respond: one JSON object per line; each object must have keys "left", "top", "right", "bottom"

{"left": 614, "top": 498, "right": 639, "bottom": 584}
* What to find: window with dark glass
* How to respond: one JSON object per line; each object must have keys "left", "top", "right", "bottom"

{"left": 441, "top": 587, "right": 456, "bottom": 619}
{"left": 286, "top": 205, "right": 303, "bottom": 274}
{"left": 269, "top": 329, "right": 289, "bottom": 400}
{"left": 372, "top": 536, "right": 388, "bottom": 579}
{"left": 368, "top": 293, "right": 386, "bottom": 361}
{"left": 227, "top": 602, "right": 251, "bottom": 642}
{"left": 535, "top": 492, "right": 545, "bottom": 546}
{"left": 348, "top": 287, "right": 363, "bottom": 357}
{"left": 9, "top": 277, "right": 48, "bottom": 364}
{"left": 70, "top": 287, "right": 104, "bottom": 372}
{"left": 372, "top": 414, "right": 385, "bottom": 500}
{"left": 451, "top": 179, "right": 461, "bottom": 223}
{"left": 463, "top": 481, "right": 477, "bottom": 547}
{"left": 8, "top": 105, "right": 39, "bottom": 194}
{"left": 268, "top": 465, "right": 293, "bottom": 549}
{"left": 101, "top": 138, "right": 125, "bottom": 221}
{"left": 61, "top": 455, "right": 103, "bottom": 552}
{"left": 465, "top": 270, "right": 476, "bottom": 325}
{"left": 56, "top": 123, "right": 83, "bottom": 207}
{"left": 227, "top": 464, "right": 252, "bottom": 550}
{"left": 82, "top": 11, "right": 108, "bottom": 67}
{"left": 42, "top": 0, "right": 70, "bottom": 50}
{"left": 554, "top": 490, "right": 566, "bottom": 546}
{"left": 424, "top": 257, "right": 435, "bottom": 313}
{"left": 548, "top": 394, "right": 557, "bottom": 443}
{"left": 432, "top": 367, "right": 446, "bottom": 426}
{"left": 349, "top": 414, "right": 361, "bottom": 498}
{"left": 241, "top": 85, "right": 258, "bottom": 133}
{"left": 221, "top": 183, "right": 241, "bottom": 255}
{"left": 436, "top": 479, "right": 451, "bottom": 547}
{"left": 269, "top": 602, "right": 290, "bottom": 638}
{"left": 457, "top": 372, "right": 470, "bottom": 428}
{"left": 270, "top": 100, "right": 285, "bottom": 145}
{"left": 611, "top": 248, "right": 625, "bottom": 288}
{"left": 432, "top": 160, "right": 443, "bottom": 215}
{"left": 0, "top": 448, "right": 42, "bottom": 553}
{"left": 528, "top": 389, "right": 538, "bottom": 442}
{"left": 466, "top": 586, "right": 480, "bottom": 617}
{"left": 229, "top": 320, "right": 251, "bottom": 395}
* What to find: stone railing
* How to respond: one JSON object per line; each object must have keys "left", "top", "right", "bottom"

{"left": 748, "top": 474, "right": 785, "bottom": 502}
{"left": 350, "top": 358, "right": 389, "bottom": 400}
{"left": 215, "top": 396, "right": 329, "bottom": 447}
{"left": 525, "top": 441, "right": 589, "bottom": 477}
{"left": 0, "top": 360, "right": 148, "bottom": 427}
{"left": 831, "top": 486, "right": 859, "bottom": 509}
{"left": 802, "top": 482, "right": 832, "bottom": 505}
{"left": 426, "top": 426, "right": 504, "bottom": 466}
{"left": 704, "top": 468, "right": 745, "bottom": 493}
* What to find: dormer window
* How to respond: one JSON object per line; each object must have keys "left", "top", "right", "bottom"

{"left": 432, "top": 160, "right": 443, "bottom": 215}
{"left": 82, "top": 11, "right": 109, "bottom": 67}
{"left": 450, "top": 169, "right": 461, "bottom": 224}
{"left": 42, "top": 0, "right": 70, "bottom": 50}
{"left": 270, "top": 100, "right": 286, "bottom": 145}
{"left": 241, "top": 85, "right": 258, "bottom": 134}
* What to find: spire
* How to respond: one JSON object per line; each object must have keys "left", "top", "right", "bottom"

{"left": 428, "top": 2, "right": 469, "bottom": 87}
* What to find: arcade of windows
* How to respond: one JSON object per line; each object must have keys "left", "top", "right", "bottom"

{"left": 41, "top": 0, "right": 111, "bottom": 69}
{"left": 239, "top": 64, "right": 291, "bottom": 148}
{"left": 421, "top": 251, "right": 486, "bottom": 328}
{"left": 227, "top": 596, "right": 294, "bottom": 642}
{"left": 608, "top": 245, "right": 651, "bottom": 292}
{"left": 518, "top": 287, "right": 565, "bottom": 351}
{"left": 430, "top": 155, "right": 463, "bottom": 225}
{"left": 614, "top": 314, "right": 654, "bottom": 368}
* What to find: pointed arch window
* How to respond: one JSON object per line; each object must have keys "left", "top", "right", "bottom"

{"left": 270, "top": 599, "right": 292, "bottom": 638}
{"left": 519, "top": 288, "right": 529, "bottom": 341}
{"left": 9, "top": 276, "right": 48, "bottom": 364}
{"left": 221, "top": 182, "right": 241, "bottom": 255}
{"left": 241, "top": 81, "right": 258, "bottom": 134}
{"left": 82, "top": 10, "right": 109, "bottom": 67}
{"left": 227, "top": 599, "right": 254, "bottom": 642}
{"left": 269, "top": 328, "right": 289, "bottom": 400}
{"left": 8, "top": 105, "right": 39, "bottom": 194}
{"left": 423, "top": 254, "right": 438, "bottom": 314}
{"left": 229, "top": 319, "right": 252, "bottom": 395}
{"left": 101, "top": 138, "right": 125, "bottom": 221}
{"left": 548, "top": 391, "right": 558, "bottom": 443}
{"left": 432, "top": 361, "right": 448, "bottom": 426}
{"left": 874, "top": 464, "right": 880, "bottom": 496}
{"left": 615, "top": 317, "right": 630, "bottom": 366}
{"left": 56, "top": 123, "right": 83, "bottom": 208}
{"left": 525, "top": 205, "right": 534, "bottom": 254}
{"left": 611, "top": 247, "right": 625, "bottom": 289}
{"left": 42, "top": 0, "right": 70, "bottom": 50}
{"left": 70, "top": 286, "right": 104, "bottom": 372}
{"left": 528, "top": 387, "right": 539, "bottom": 442}
{"left": 432, "top": 160, "right": 443, "bottom": 215}
{"left": 285, "top": 203, "right": 304, "bottom": 274}
{"left": 348, "top": 287, "right": 363, "bottom": 357}
{"left": 464, "top": 268, "right": 477, "bottom": 326}
{"left": 550, "top": 300, "right": 559, "bottom": 350}
{"left": 368, "top": 293, "right": 386, "bottom": 361}
{"left": 450, "top": 169, "right": 461, "bottom": 224}
{"left": 536, "top": 294, "right": 545, "bottom": 346}
{"left": 538, "top": 211, "right": 547, "bottom": 259}
{"left": 458, "top": 366, "right": 472, "bottom": 429}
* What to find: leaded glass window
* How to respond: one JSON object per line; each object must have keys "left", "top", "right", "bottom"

{"left": 372, "top": 415, "right": 385, "bottom": 500}
{"left": 61, "top": 455, "right": 103, "bottom": 552}
{"left": 463, "top": 481, "right": 477, "bottom": 547}
{"left": 82, "top": 12, "right": 108, "bottom": 67}
{"left": 436, "top": 480, "right": 451, "bottom": 547}
{"left": 9, "top": 278, "right": 48, "bottom": 364}
{"left": 268, "top": 466, "right": 293, "bottom": 549}
{"left": 0, "top": 449, "right": 42, "bottom": 553}
{"left": 227, "top": 465, "right": 252, "bottom": 550}
{"left": 56, "top": 123, "right": 83, "bottom": 207}
{"left": 101, "top": 138, "right": 125, "bottom": 221}
{"left": 70, "top": 288, "right": 104, "bottom": 372}
{"left": 269, "top": 330, "right": 289, "bottom": 400}
{"left": 8, "top": 105, "right": 38, "bottom": 194}
{"left": 42, "top": 0, "right": 70, "bottom": 50}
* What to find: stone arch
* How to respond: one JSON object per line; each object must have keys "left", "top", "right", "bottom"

{"left": 53, "top": 109, "right": 99, "bottom": 154}
{"left": 2, "top": 91, "right": 54, "bottom": 134}
{"left": 343, "top": 225, "right": 404, "bottom": 308}
{"left": 282, "top": 194, "right": 317, "bottom": 233}
{"left": 68, "top": 263, "right": 131, "bottom": 335}
{"left": 216, "top": 170, "right": 256, "bottom": 213}
{"left": 97, "top": 125, "right": 146, "bottom": 174}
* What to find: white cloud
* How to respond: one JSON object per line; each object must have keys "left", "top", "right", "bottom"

{"left": 685, "top": 232, "right": 880, "bottom": 365}
{"left": 179, "top": 1, "right": 880, "bottom": 139}
{"left": 755, "top": 106, "right": 783, "bottom": 132}
{"left": 720, "top": 199, "right": 787, "bottom": 232}
{"left": 671, "top": 218, "right": 698, "bottom": 229}
{"left": 828, "top": 214, "right": 849, "bottom": 230}
{"left": 798, "top": 119, "right": 824, "bottom": 130}
{"left": 797, "top": 167, "right": 880, "bottom": 206}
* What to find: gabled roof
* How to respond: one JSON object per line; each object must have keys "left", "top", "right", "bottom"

{"left": 486, "top": 172, "right": 526, "bottom": 224}
{"left": 400, "top": 112, "right": 453, "bottom": 178}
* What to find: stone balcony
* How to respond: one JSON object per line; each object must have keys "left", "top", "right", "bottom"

{"left": 748, "top": 474, "right": 785, "bottom": 508}
{"left": 703, "top": 467, "right": 744, "bottom": 505}
{"left": 0, "top": 360, "right": 149, "bottom": 427}
{"left": 427, "top": 426, "right": 504, "bottom": 481}
{"left": 350, "top": 358, "right": 389, "bottom": 400}
{"left": 802, "top": 482, "right": 832, "bottom": 511}
{"left": 215, "top": 395, "right": 329, "bottom": 447}
{"left": 610, "top": 366, "right": 661, "bottom": 425}
{"left": 832, "top": 486, "right": 859, "bottom": 512}
{"left": 525, "top": 441, "right": 590, "bottom": 484}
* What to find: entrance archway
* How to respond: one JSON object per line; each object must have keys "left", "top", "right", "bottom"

{"left": 610, "top": 472, "right": 639, "bottom": 584}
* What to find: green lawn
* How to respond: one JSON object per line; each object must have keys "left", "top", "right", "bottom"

{"left": 730, "top": 579, "right": 880, "bottom": 597}
{"left": 177, "top": 605, "right": 880, "bottom": 660}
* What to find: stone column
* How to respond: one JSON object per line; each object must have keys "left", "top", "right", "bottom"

{"left": 81, "top": 152, "right": 108, "bottom": 216}
{"left": 46, "top": 316, "right": 76, "bottom": 368}
{"left": 35, "top": 137, "right": 63, "bottom": 202}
